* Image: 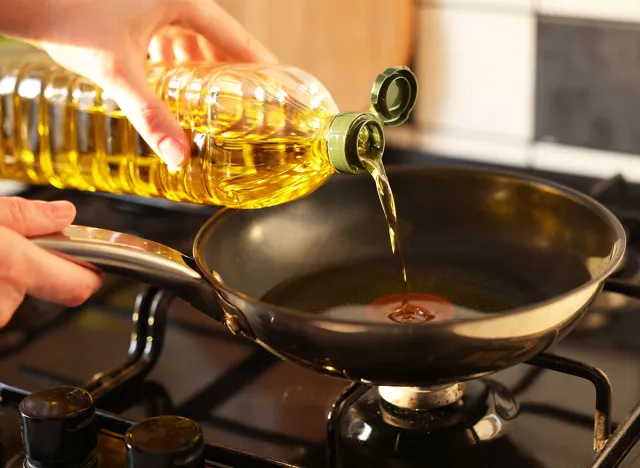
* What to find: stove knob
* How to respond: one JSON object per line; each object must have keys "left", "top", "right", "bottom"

{"left": 19, "top": 386, "right": 98, "bottom": 467}
{"left": 125, "top": 415, "right": 204, "bottom": 468}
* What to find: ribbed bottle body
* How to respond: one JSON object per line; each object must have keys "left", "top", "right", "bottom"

{"left": 0, "top": 57, "right": 339, "bottom": 208}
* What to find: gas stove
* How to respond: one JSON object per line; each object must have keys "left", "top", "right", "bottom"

{"left": 0, "top": 156, "right": 639, "bottom": 467}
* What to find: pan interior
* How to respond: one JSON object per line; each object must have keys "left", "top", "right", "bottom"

{"left": 259, "top": 254, "right": 571, "bottom": 323}
{"left": 198, "top": 167, "right": 622, "bottom": 324}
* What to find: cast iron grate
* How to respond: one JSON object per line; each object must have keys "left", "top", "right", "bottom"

{"left": 3, "top": 281, "right": 638, "bottom": 468}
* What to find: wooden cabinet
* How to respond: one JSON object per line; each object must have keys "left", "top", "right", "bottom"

{"left": 217, "top": 0, "right": 415, "bottom": 111}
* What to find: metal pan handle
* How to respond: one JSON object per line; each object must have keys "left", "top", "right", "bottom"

{"left": 31, "top": 225, "right": 221, "bottom": 320}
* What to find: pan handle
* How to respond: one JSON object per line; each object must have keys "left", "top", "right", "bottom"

{"left": 31, "top": 225, "right": 222, "bottom": 321}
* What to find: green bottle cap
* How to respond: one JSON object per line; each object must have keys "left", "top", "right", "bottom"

{"left": 326, "top": 66, "right": 418, "bottom": 174}
{"left": 370, "top": 66, "right": 418, "bottom": 126}
{"left": 327, "top": 113, "right": 385, "bottom": 174}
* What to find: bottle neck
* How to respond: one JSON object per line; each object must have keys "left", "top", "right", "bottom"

{"left": 325, "top": 112, "right": 385, "bottom": 175}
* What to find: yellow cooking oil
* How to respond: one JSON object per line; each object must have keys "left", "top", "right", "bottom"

{"left": 0, "top": 56, "right": 417, "bottom": 209}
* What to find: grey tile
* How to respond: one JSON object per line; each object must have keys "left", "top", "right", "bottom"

{"left": 535, "top": 15, "right": 640, "bottom": 154}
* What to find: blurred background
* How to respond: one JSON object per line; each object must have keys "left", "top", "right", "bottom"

{"left": 2, "top": 0, "right": 640, "bottom": 181}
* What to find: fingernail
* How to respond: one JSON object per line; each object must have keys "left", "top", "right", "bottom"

{"left": 47, "top": 200, "right": 75, "bottom": 220}
{"left": 159, "top": 138, "right": 186, "bottom": 168}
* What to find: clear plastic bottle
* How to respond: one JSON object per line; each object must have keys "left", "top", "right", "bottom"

{"left": 0, "top": 53, "right": 417, "bottom": 208}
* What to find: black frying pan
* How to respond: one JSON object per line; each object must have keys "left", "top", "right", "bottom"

{"left": 33, "top": 165, "right": 626, "bottom": 387}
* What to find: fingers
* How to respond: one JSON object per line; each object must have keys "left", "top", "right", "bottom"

{"left": 149, "top": 35, "right": 175, "bottom": 62}
{"left": 149, "top": 28, "right": 216, "bottom": 63}
{"left": 0, "top": 197, "right": 76, "bottom": 237}
{"left": 0, "top": 197, "right": 102, "bottom": 325}
{"left": 0, "top": 283, "right": 25, "bottom": 327}
{"left": 171, "top": 33, "right": 205, "bottom": 62}
{"left": 196, "top": 34, "right": 218, "bottom": 61}
{"left": 137, "top": 0, "right": 278, "bottom": 167}
{"left": 101, "top": 58, "right": 189, "bottom": 168}
{"left": 168, "top": 30, "right": 206, "bottom": 61}
{"left": 0, "top": 227, "right": 103, "bottom": 323}
{"left": 176, "top": 1, "right": 277, "bottom": 64}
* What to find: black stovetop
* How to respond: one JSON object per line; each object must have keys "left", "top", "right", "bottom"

{"left": 0, "top": 156, "right": 639, "bottom": 468}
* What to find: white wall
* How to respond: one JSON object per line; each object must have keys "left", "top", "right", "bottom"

{"left": 388, "top": 0, "right": 640, "bottom": 181}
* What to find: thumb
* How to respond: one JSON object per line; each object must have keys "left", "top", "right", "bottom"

{"left": 101, "top": 58, "right": 188, "bottom": 169}
{"left": 0, "top": 198, "right": 77, "bottom": 237}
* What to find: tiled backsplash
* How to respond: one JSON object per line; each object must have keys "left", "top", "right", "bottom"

{"left": 388, "top": 0, "right": 640, "bottom": 181}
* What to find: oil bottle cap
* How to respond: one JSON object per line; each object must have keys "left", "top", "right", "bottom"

{"left": 370, "top": 66, "right": 418, "bottom": 126}
{"left": 327, "top": 112, "right": 385, "bottom": 174}
{"left": 326, "top": 66, "right": 417, "bottom": 174}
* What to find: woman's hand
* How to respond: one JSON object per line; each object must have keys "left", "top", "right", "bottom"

{"left": 1, "top": 0, "right": 276, "bottom": 169}
{"left": 0, "top": 197, "right": 102, "bottom": 326}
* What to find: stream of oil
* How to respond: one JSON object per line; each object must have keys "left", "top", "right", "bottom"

{"left": 359, "top": 155, "right": 428, "bottom": 324}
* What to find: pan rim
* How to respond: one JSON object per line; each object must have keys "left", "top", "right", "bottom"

{"left": 194, "top": 163, "right": 627, "bottom": 329}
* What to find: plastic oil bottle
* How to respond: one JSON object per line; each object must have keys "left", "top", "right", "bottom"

{"left": 0, "top": 54, "right": 418, "bottom": 209}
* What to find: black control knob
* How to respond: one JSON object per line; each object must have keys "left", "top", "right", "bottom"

{"left": 125, "top": 415, "right": 204, "bottom": 468}
{"left": 19, "top": 386, "right": 98, "bottom": 467}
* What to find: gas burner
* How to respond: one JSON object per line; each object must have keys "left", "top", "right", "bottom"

{"left": 333, "top": 380, "right": 519, "bottom": 467}
{"left": 324, "top": 352, "right": 635, "bottom": 468}
{"left": 378, "top": 383, "right": 465, "bottom": 410}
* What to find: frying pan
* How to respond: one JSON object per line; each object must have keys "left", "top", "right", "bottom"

{"left": 33, "top": 165, "right": 625, "bottom": 388}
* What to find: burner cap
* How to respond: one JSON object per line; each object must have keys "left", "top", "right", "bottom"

{"left": 125, "top": 415, "right": 204, "bottom": 468}
{"left": 378, "top": 383, "right": 465, "bottom": 410}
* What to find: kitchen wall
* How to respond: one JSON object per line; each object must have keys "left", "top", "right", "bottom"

{"left": 387, "top": 0, "right": 640, "bottom": 181}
